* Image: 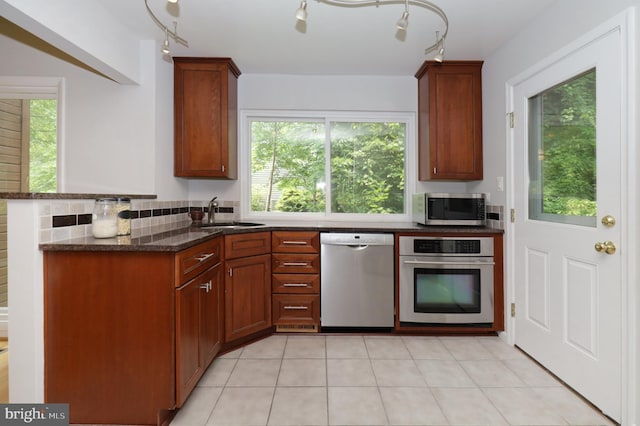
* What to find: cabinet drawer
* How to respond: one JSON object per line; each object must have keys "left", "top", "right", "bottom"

{"left": 175, "top": 237, "right": 223, "bottom": 286}
{"left": 272, "top": 274, "right": 319, "bottom": 294}
{"left": 272, "top": 294, "right": 320, "bottom": 324}
{"left": 225, "top": 231, "right": 271, "bottom": 260}
{"left": 272, "top": 231, "right": 319, "bottom": 253}
{"left": 272, "top": 253, "right": 319, "bottom": 274}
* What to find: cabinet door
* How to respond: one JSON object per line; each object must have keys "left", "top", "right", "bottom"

{"left": 176, "top": 263, "right": 223, "bottom": 407}
{"left": 416, "top": 61, "right": 483, "bottom": 180}
{"left": 200, "top": 262, "right": 224, "bottom": 367}
{"left": 225, "top": 254, "right": 272, "bottom": 342}
{"left": 174, "top": 58, "right": 240, "bottom": 178}
{"left": 176, "top": 275, "right": 201, "bottom": 407}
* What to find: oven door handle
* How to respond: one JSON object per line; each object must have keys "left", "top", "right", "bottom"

{"left": 403, "top": 260, "right": 495, "bottom": 266}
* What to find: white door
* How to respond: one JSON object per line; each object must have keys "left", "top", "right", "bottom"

{"left": 512, "top": 28, "right": 622, "bottom": 421}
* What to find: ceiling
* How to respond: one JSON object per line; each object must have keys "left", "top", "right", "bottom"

{"left": 105, "top": 0, "right": 556, "bottom": 76}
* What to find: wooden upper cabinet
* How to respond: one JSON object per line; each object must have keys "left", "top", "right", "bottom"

{"left": 174, "top": 57, "right": 241, "bottom": 178}
{"left": 415, "top": 61, "right": 483, "bottom": 181}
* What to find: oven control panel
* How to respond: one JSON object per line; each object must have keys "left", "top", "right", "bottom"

{"left": 399, "top": 236, "right": 493, "bottom": 257}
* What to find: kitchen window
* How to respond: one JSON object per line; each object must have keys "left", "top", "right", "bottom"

{"left": 243, "top": 111, "right": 413, "bottom": 220}
{"left": 0, "top": 77, "right": 63, "bottom": 193}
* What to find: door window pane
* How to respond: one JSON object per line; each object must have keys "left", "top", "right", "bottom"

{"left": 528, "top": 69, "right": 596, "bottom": 226}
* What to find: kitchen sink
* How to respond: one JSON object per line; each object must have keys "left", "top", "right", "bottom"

{"left": 197, "top": 221, "right": 265, "bottom": 228}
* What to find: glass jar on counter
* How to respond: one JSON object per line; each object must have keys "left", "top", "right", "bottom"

{"left": 92, "top": 198, "right": 118, "bottom": 238}
{"left": 116, "top": 197, "right": 131, "bottom": 236}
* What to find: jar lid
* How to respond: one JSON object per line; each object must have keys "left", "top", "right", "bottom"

{"left": 116, "top": 197, "right": 131, "bottom": 202}
{"left": 96, "top": 198, "right": 117, "bottom": 202}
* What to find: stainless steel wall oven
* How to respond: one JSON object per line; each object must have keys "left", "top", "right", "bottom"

{"left": 399, "top": 236, "right": 495, "bottom": 325}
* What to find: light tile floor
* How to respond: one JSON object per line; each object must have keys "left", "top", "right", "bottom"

{"left": 170, "top": 334, "right": 616, "bottom": 426}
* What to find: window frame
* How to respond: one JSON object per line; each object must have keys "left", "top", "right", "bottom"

{"left": 240, "top": 109, "right": 416, "bottom": 222}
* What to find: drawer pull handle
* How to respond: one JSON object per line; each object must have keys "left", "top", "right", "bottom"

{"left": 282, "top": 241, "right": 308, "bottom": 245}
{"left": 282, "top": 262, "right": 309, "bottom": 267}
{"left": 283, "top": 306, "right": 308, "bottom": 310}
{"left": 195, "top": 253, "right": 214, "bottom": 262}
{"left": 283, "top": 283, "right": 309, "bottom": 287}
{"left": 199, "top": 280, "right": 212, "bottom": 292}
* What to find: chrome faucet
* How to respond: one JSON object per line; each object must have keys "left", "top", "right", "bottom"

{"left": 207, "top": 197, "right": 218, "bottom": 224}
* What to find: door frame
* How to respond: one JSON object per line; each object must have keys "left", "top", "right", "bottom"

{"left": 505, "top": 8, "right": 637, "bottom": 425}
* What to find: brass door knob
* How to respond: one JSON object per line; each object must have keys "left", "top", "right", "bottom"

{"left": 594, "top": 241, "right": 616, "bottom": 255}
{"left": 601, "top": 215, "right": 616, "bottom": 227}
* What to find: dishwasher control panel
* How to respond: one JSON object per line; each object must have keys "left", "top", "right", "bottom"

{"left": 320, "top": 233, "right": 394, "bottom": 246}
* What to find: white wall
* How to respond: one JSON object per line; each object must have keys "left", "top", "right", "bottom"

{"left": 187, "top": 73, "right": 468, "bottom": 202}
{"left": 0, "top": 0, "right": 141, "bottom": 84}
{"left": 3, "top": 0, "right": 638, "bottom": 419}
{"left": 473, "top": 0, "right": 640, "bottom": 206}
{"left": 0, "top": 33, "right": 187, "bottom": 200}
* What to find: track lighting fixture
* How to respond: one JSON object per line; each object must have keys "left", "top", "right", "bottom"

{"left": 295, "top": 0, "right": 448, "bottom": 61}
{"left": 431, "top": 30, "right": 445, "bottom": 62}
{"left": 296, "top": 1, "right": 308, "bottom": 22}
{"left": 145, "top": 0, "right": 189, "bottom": 56}
{"left": 161, "top": 28, "right": 171, "bottom": 55}
{"left": 396, "top": 0, "right": 409, "bottom": 31}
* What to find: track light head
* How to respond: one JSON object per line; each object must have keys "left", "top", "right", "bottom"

{"left": 161, "top": 28, "right": 171, "bottom": 55}
{"left": 296, "top": 1, "right": 308, "bottom": 21}
{"left": 431, "top": 30, "right": 445, "bottom": 62}
{"left": 396, "top": 11, "right": 409, "bottom": 31}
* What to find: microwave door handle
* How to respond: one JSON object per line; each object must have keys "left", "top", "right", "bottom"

{"left": 403, "top": 260, "right": 495, "bottom": 266}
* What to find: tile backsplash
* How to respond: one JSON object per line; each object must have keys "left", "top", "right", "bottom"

{"left": 486, "top": 204, "right": 504, "bottom": 230}
{"left": 40, "top": 199, "right": 240, "bottom": 243}
{"left": 40, "top": 199, "right": 505, "bottom": 243}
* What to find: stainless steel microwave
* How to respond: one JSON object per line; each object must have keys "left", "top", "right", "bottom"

{"left": 412, "top": 193, "right": 487, "bottom": 226}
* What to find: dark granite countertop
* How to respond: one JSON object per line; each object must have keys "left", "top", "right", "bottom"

{"left": 1, "top": 192, "right": 157, "bottom": 200}
{"left": 39, "top": 220, "right": 503, "bottom": 253}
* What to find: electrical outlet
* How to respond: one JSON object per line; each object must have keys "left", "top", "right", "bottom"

{"left": 497, "top": 176, "right": 504, "bottom": 191}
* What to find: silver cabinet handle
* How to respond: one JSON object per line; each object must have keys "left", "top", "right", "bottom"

{"left": 283, "top": 306, "right": 308, "bottom": 310}
{"left": 195, "top": 253, "right": 214, "bottom": 262}
{"left": 282, "top": 241, "right": 308, "bottom": 245}
{"left": 282, "top": 262, "right": 309, "bottom": 267}
{"left": 283, "top": 283, "right": 309, "bottom": 287}
{"left": 199, "top": 280, "right": 212, "bottom": 292}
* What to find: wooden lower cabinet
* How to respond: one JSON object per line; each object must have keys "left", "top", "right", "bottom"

{"left": 176, "top": 261, "right": 223, "bottom": 407}
{"left": 224, "top": 253, "right": 272, "bottom": 343}
{"left": 271, "top": 231, "right": 320, "bottom": 331}
{"left": 44, "top": 237, "right": 225, "bottom": 425}
{"left": 44, "top": 251, "right": 176, "bottom": 425}
{"left": 223, "top": 232, "right": 272, "bottom": 344}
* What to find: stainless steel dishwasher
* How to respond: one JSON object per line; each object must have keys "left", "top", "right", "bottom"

{"left": 320, "top": 233, "right": 395, "bottom": 328}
